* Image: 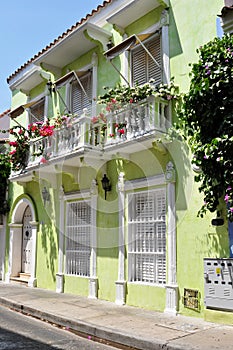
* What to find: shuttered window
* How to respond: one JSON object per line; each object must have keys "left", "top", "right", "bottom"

{"left": 65, "top": 200, "right": 91, "bottom": 277}
{"left": 131, "top": 33, "right": 162, "bottom": 86}
{"left": 71, "top": 71, "right": 92, "bottom": 116}
{"left": 128, "top": 189, "right": 166, "bottom": 284}
{"left": 29, "top": 98, "right": 45, "bottom": 124}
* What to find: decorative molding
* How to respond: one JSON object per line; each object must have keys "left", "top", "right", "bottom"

{"left": 90, "top": 179, "right": 98, "bottom": 196}
{"left": 63, "top": 189, "right": 91, "bottom": 201}
{"left": 89, "top": 179, "right": 98, "bottom": 299}
{"left": 165, "top": 161, "right": 176, "bottom": 183}
{"left": 165, "top": 176, "right": 178, "bottom": 314}
{"left": 115, "top": 172, "right": 126, "bottom": 305}
{"left": 85, "top": 23, "right": 112, "bottom": 52}
{"left": 40, "top": 63, "right": 62, "bottom": 76}
{"left": 117, "top": 172, "right": 125, "bottom": 192}
{"left": 56, "top": 185, "right": 65, "bottom": 293}
{"left": 125, "top": 174, "right": 165, "bottom": 191}
{"left": 160, "top": 9, "right": 169, "bottom": 26}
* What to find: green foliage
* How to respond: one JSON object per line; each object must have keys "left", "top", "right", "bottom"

{"left": 98, "top": 79, "right": 178, "bottom": 110}
{"left": 178, "top": 34, "right": 233, "bottom": 219}
{"left": 0, "top": 150, "right": 11, "bottom": 214}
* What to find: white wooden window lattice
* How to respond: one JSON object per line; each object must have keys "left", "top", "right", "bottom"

{"left": 128, "top": 189, "right": 166, "bottom": 284}
{"left": 65, "top": 200, "right": 91, "bottom": 277}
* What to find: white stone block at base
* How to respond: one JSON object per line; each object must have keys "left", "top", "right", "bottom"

{"left": 115, "top": 280, "right": 126, "bottom": 305}
{"left": 164, "top": 284, "right": 178, "bottom": 315}
{"left": 56, "top": 273, "right": 64, "bottom": 293}
{"left": 89, "top": 277, "right": 98, "bottom": 299}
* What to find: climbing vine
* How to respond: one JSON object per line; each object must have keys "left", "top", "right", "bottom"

{"left": 178, "top": 34, "right": 233, "bottom": 219}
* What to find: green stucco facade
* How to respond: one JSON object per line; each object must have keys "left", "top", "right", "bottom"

{"left": 4, "top": 0, "right": 233, "bottom": 324}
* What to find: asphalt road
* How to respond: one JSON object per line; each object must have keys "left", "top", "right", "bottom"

{"left": 0, "top": 305, "right": 119, "bottom": 349}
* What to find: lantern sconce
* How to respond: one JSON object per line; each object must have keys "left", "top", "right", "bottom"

{"left": 211, "top": 211, "right": 224, "bottom": 226}
{"left": 101, "top": 174, "right": 111, "bottom": 200}
{"left": 41, "top": 186, "right": 50, "bottom": 205}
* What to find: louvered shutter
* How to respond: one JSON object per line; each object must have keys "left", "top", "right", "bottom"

{"left": 148, "top": 35, "right": 162, "bottom": 86}
{"left": 71, "top": 71, "right": 92, "bottom": 116}
{"left": 132, "top": 48, "right": 147, "bottom": 86}
{"left": 128, "top": 188, "right": 166, "bottom": 284}
{"left": 66, "top": 200, "right": 91, "bottom": 277}
{"left": 131, "top": 33, "right": 162, "bottom": 86}
{"left": 30, "top": 98, "right": 45, "bottom": 124}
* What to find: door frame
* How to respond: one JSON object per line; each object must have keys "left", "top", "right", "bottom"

{"left": 6, "top": 196, "right": 38, "bottom": 287}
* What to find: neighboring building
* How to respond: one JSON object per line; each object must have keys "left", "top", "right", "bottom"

{"left": 3, "top": 0, "right": 231, "bottom": 324}
{"left": 0, "top": 109, "right": 10, "bottom": 142}
{"left": 0, "top": 109, "right": 10, "bottom": 281}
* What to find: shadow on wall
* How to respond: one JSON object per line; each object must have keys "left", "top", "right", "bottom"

{"left": 41, "top": 222, "right": 57, "bottom": 282}
{"left": 169, "top": 5, "right": 183, "bottom": 59}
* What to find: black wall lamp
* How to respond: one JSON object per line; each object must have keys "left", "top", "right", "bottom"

{"left": 101, "top": 174, "right": 111, "bottom": 200}
{"left": 42, "top": 186, "right": 50, "bottom": 205}
{"left": 211, "top": 211, "right": 224, "bottom": 226}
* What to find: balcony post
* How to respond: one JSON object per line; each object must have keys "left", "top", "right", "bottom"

{"left": 78, "top": 108, "right": 91, "bottom": 147}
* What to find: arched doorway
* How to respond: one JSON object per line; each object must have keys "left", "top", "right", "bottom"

{"left": 6, "top": 197, "right": 38, "bottom": 287}
{"left": 22, "top": 206, "right": 33, "bottom": 274}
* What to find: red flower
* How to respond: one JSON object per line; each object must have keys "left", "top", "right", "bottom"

{"left": 119, "top": 129, "right": 125, "bottom": 134}
{"left": 39, "top": 125, "right": 54, "bottom": 137}
{"left": 18, "top": 129, "right": 23, "bottom": 135}
{"left": 30, "top": 125, "right": 38, "bottom": 132}
{"left": 91, "top": 116, "right": 99, "bottom": 124}
{"left": 9, "top": 141, "right": 18, "bottom": 147}
{"left": 9, "top": 149, "right": 16, "bottom": 155}
{"left": 40, "top": 157, "right": 47, "bottom": 164}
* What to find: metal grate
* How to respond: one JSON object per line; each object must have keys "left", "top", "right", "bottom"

{"left": 128, "top": 189, "right": 166, "bottom": 284}
{"left": 65, "top": 200, "right": 91, "bottom": 277}
{"left": 183, "top": 288, "right": 199, "bottom": 311}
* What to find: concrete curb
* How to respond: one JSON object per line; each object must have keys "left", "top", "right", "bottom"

{"left": 0, "top": 297, "right": 167, "bottom": 350}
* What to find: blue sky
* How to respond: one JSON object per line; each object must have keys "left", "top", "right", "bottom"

{"left": 0, "top": 0, "right": 103, "bottom": 112}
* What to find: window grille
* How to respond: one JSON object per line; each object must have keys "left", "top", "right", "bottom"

{"left": 128, "top": 189, "right": 166, "bottom": 284}
{"left": 131, "top": 33, "right": 162, "bottom": 86}
{"left": 183, "top": 288, "right": 200, "bottom": 311}
{"left": 71, "top": 71, "right": 92, "bottom": 116}
{"left": 29, "top": 98, "right": 45, "bottom": 124}
{"left": 65, "top": 200, "right": 91, "bottom": 277}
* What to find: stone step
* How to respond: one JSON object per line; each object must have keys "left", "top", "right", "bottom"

{"left": 11, "top": 273, "right": 30, "bottom": 283}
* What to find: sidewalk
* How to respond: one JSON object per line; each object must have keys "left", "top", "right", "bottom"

{"left": 0, "top": 282, "right": 233, "bottom": 350}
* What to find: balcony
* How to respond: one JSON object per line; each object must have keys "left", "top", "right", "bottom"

{"left": 10, "top": 95, "right": 171, "bottom": 180}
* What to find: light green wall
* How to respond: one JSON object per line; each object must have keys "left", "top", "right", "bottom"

{"left": 169, "top": 0, "right": 223, "bottom": 92}
{"left": 169, "top": 0, "right": 226, "bottom": 320}
{"left": 127, "top": 284, "right": 166, "bottom": 311}
{"left": 64, "top": 276, "right": 89, "bottom": 296}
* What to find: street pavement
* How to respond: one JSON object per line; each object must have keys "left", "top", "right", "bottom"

{"left": 0, "top": 282, "right": 233, "bottom": 350}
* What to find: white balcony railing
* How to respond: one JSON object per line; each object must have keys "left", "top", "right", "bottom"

{"left": 91, "top": 95, "right": 170, "bottom": 147}
{"left": 26, "top": 95, "right": 171, "bottom": 168}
